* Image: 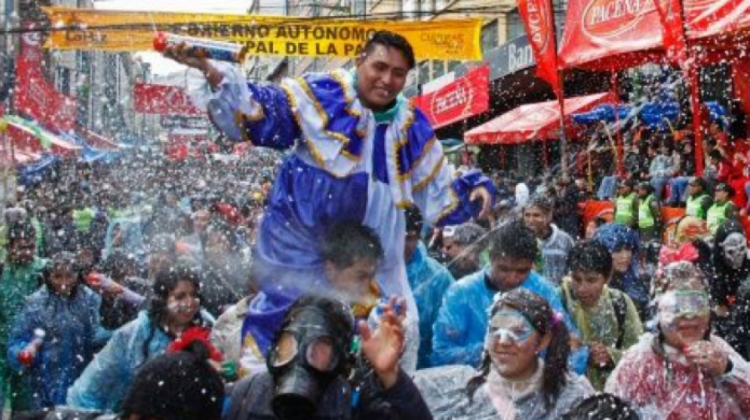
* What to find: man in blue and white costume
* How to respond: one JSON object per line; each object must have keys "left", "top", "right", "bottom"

{"left": 167, "top": 31, "right": 495, "bottom": 371}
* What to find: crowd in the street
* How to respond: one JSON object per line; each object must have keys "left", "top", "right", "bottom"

{"left": 2, "top": 30, "right": 750, "bottom": 420}
{"left": 0, "top": 140, "right": 747, "bottom": 420}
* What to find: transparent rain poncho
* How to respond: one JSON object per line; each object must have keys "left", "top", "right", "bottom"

{"left": 604, "top": 332, "right": 750, "bottom": 419}
{"left": 605, "top": 262, "right": 750, "bottom": 419}
{"left": 413, "top": 364, "right": 593, "bottom": 420}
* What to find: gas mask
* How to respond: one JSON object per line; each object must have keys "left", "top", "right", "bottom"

{"left": 721, "top": 233, "right": 748, "bottom": 270}
{"left": 267, "top": 304, "right": 354, "bottom": 420}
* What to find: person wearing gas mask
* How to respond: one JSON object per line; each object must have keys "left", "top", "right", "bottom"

{"left": 225, "top": 295, "right": 433, "bottom": 420}
{"left": 709, "top": 220, "right": 750, "bottom": 341}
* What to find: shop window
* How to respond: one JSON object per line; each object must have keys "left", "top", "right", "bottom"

{"left": 418, "top": 61, "right": 430, "bottom": 84}
{"left": 481, "top": 20, "right": 499, "bottom": 53}
{"left": 432, "top": 61, "right": 445, "bottom": 79}
{"left": 507, "top": 8, "right": 525, "bottom": 40}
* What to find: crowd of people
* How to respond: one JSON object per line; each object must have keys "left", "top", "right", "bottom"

{"left": 0, "top": 30, "right": 748, "bottom": 420}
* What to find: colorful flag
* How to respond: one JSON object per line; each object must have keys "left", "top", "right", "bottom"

{"left": 517, "top": 0, "right": 561, "bottom": 95}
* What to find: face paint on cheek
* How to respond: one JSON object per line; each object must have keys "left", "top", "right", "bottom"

{"left": 167, "top": 299, "right": 197, "bottom": 316}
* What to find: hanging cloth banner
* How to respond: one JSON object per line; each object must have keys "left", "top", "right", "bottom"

{"left": 42, "top": 7, "right": 483, "bottom": 60}
{"left": 517, "top": 0, "right": 561, "bottom": 96}
{"left": 652, "top": 0, "right": 689, "bottom": 64}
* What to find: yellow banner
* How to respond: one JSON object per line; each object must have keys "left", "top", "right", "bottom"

{"left": 43, "top": 7, "right": 483, "bottom": 61}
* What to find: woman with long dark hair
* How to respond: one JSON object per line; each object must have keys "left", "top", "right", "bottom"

{"left": 415, "top": 288, "right": 593, "bottom": 419}
{"left": 66, "top": 266, "right": 209, "bottom": 412}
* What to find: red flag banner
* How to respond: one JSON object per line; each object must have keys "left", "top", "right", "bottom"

{"left": 14, "top": 25, "right": 77, "bottom": 133}
{"left": 133, "top": 83, "right": 204, "bottom": 116}
{"left": 413, "top": 66, "right": 489, "bottom": 129}
{"left": 517, "top": 0, "right": 561, "bottom": 95}
{"left": 653, "top": 0, "right": 688, "bottom": 64}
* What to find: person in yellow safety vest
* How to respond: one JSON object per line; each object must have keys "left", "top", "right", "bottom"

{"left": 614, "top": 179, "right": 638, "bottom": 229}
{"left": 707, "top": 182, "right": 738, "bottom": 235}
{"left": 685, "top": 177, "right": 713, "bottom": 220}
{"left": 636, "top": 182, "right": 661, "bottom": 243}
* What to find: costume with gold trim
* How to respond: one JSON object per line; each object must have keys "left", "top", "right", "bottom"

{"left": 198, "top": 64, "right": 496, "bottom": 370}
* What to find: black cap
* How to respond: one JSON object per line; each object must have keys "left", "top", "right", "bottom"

{"left": 618, "top": 179, "right": 635, "bottom": 189}
{"left": 715, "top": 182, "right": 735, "bottom": 196}
{"left": 688, "top": 176, "right": 706, "bottom": 190}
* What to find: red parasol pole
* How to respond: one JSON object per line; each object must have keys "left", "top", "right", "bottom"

{"left": 556, "top": 72, "right": 568, "bottom": 173}
{"left": 611, "top": 70, "right": 624, "bottom": 176}
{"left": 688, "top": 65, "right": 705, "bottom": 176}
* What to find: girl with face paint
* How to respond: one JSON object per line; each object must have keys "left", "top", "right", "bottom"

{"left": 7, "top": 252, "right": 107, "bottom": 410}
{"left": 605, "top": 262, "right": 750, "bottom": 420}
{"left": 67, "top": 266, "right": 212, "bottom": 412}
{"left": 414, "top": 289, "right": 594, "bottom": 420}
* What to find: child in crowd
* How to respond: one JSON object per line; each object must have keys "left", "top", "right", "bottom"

{"left": 8, "top": 252, "right": 107, "bottom": 409}
{"left": 635, "top": 182, "right": 660, "bottom": 243}
{"left": 560, "top": 241, "right": 644, "bottom": 390}
{"left": 613, "top": 179, "right": 638, "bottom": 229}
{"left": 707, "top": 183, "right": 738, "bottom": 235}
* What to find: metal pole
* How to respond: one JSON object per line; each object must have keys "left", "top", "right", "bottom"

{"left": 556, "top": 75, "right": 568, "bottom": 173}
{"left": 3, "top": 0, "right": 16, "bottom": 208}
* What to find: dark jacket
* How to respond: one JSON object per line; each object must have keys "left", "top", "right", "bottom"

{"left": 554, "top": 184, "right": 582, "bottom": 239}
{"left": 226, "top": 370, "right": 433, "bottom": 420}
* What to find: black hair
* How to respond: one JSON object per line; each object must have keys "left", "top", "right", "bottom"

{"left": 42, "top": 251, "right": 80, "bottom": 296}
{"left": 709, "top": 149, "right": 723, "bottom": 160}
{"left": 120, "top": 340, "right": 224, "bottom": 420}
{"left": 102, "top": 249, "right": 138, "bottom": 279}
{"left": 203, "top": 218, "right": 239, "bottom": 251}
{"left": 562, "top": 393, "right": 640, "bottom": 420}
{"left": 636, "top": 182, "right": 654, "bottom": 194}
{"left": 405, "top": 206, "right": 424, "bottom": 234}
{"left": 321, "top": 222, "right": 384, "bottom": 269}
{"left": 7, "top": 221, "right": 35, "bottom": 243}
{"left": 568, "top": 240, "right": 613, "bottom": 279}
{"left": 525, "top": 195, "right": 554, "bottom": 215}
{"left": 488, "top": 221, "right": 538, "bottom": 262}
{"left": 362, "top": 30, "right": 416, "bottom": 70}
{"left": 467, "top": 289, "right": 570, "bottom": 409}
{"left": 143, "top": 266, "right": 205, "bottom": 361}
{"left": 149, "top": 233, "right": 177, "bottom": 256}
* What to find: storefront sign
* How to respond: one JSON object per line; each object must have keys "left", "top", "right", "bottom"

{"left": 485, "top": 35, "right": 536, "bottom": 80}
{"left": 414, "top": 66, "right": 489, "bottom": 129}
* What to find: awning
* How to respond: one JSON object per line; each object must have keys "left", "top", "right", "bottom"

{"left": 76, "top": 126, "right": 122, "bottom": 150}
{"left": 60, "top": 133, "right": 121, "bottom": 163}
{"left": 558, "top": 0, "right": 666, "bottom": 70}
{"left": 4, "top": 116, "right": 82, "bottom": 154}
{"left": 465, "top": 93, "right": 612, "bottom": 145}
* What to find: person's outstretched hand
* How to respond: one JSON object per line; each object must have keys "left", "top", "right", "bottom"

{"left": 359, "top": 296, "right": 406, "bottom": 390}
{"left": 162, "top": 42, "right": 208, "bottom": 71}
{"left": 470, "top": 187, "right": 492, "bottom": 221}
{"left": 162, "top": 43, "right": 223, "bottom": 87}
